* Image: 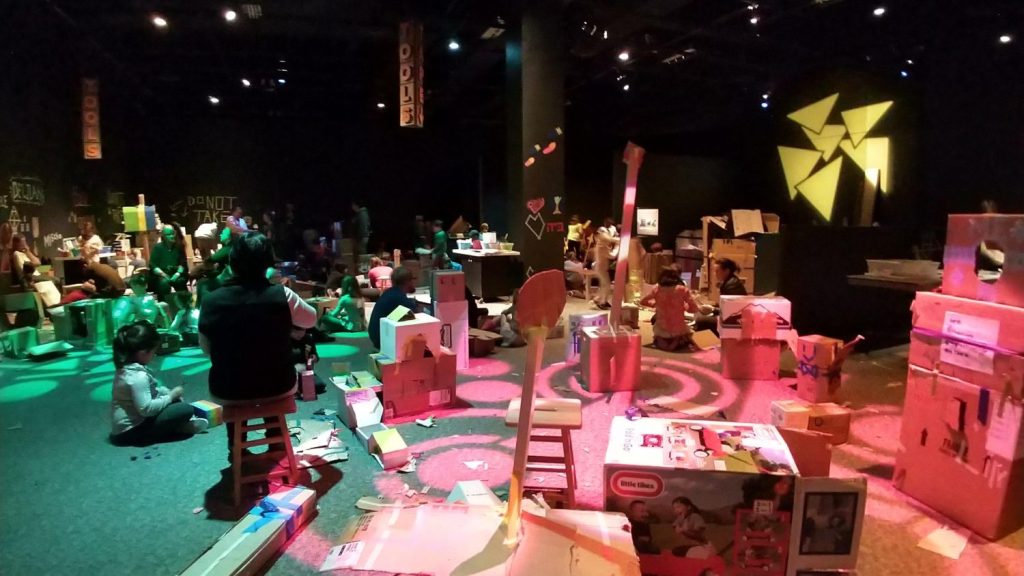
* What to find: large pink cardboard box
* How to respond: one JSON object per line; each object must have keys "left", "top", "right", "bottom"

{"left": 580, "top": 326, "right": 642, "bottom": 392}
{"left": 721, "top": 338, "right": 781, "bottom": 380}
{"left": 894, "top": 365, "right": 1024, "bottom": 540}
{"left": 942, "top": 214, "right": 1024, "bottom": 308}
{"left": 909, "top": 329, "right": 1024, "bottom": 400}
{"left": 912, "top": 291, "right": 1024, "bottom": 355}
{"left": 604, "top": 416, "right": 799, "bottom": 576}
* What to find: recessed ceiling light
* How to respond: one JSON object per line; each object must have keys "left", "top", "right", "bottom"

{"left": 761, "top": 101, "right": 769, "bottom": 109}
{"left": 618, "top": 50, "right": 630, "bottom": 61}
{"left": 899, "top": 70, "right": 909, "bottom": 78}
{"left": 603, "top": 30, "right": 608, "bottom": 40}
{"left": 277, "top": 78, "right": 286, "bottom": 85}
{"left": 762, "top": 93, "right": 770, "bottom": 100}
{"left": 749, "top": 16, "right": 759, "bottom": 25}
{"left": 224, "top": 9, "right": 237, "bottom": 22}
{"left": 241, "top": 78, "right": 251, "bottom": 87}
{"left": 208, "top": 96, "right": 220, "bottom": 105}
{"left": 873, "top": 7, "right": 886, "bottom": 17}
{"left": 448, "top": 39, "right": 461, "bottom": 51}
{"left": 152, "top": 15, "right": 168, "bottom": 28}
{"left": 999, "top": 34, "right": 1012, "bottom": 44}
{"left": 906, "top": 59, "right": 914, "bottom": 64}
{"left": 622, "top": 84, "right": 630, "bottom": 91}
{"left": 376, "top": 102, "right": 386, "bottom": 109}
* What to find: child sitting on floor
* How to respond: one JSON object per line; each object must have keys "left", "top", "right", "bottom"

{"left": 109, "top": 320, "right": 207, "bottom": 446}
{"left": 640, "top": 267, "right": 700, "bottom": 352}
{"left": 319, "top": 275, "right": 366, "bottom": 333}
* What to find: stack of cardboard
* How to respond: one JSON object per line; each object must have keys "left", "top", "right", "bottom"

{"left": 893, "top": 213, "right": 1024, "bottom": 540}
{"left": 718, "top": 296, "right": 791, "bottom": 380}
{"left": 431, "top": 270, "right": 469, "bottom": 369}
{"left": 701, "top": 209, "right": 780, "bottom": 299}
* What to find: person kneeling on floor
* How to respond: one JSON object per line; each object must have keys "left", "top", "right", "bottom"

{"left": 109, "top": 320, "right": 208, "bottom": 446}
{"left": 640, "top": 267, "right": 700, "bottom": 352}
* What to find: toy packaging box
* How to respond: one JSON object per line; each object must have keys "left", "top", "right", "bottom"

{"left": 942, "top": 213, "right": 1024, "bottom": 308}
{"left": 894, "top": 365, "right": 1024, "bottom": 540}
{"left": 191, "top": 400, "right": 223, "bottom": 427}
{"left": 604, "top": 416, "right": 799, "bottom": 576}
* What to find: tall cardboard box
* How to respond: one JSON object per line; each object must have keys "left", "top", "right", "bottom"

{"left": 894, "top": 365, "right": 1024, "bottom": 539}
{"left": 579, "top": 326, "right": 641, "bottom": 392}
{"left": 911, "top": 291, "right": 1024, "bottom": 355}
{"left": 379, "top": 312, "right": 441, "bottom": 361}
{"left": 796, "top": 335, "right": 844, "bottom": 402}
{"left": 431, "top": 270, "right": 465, "bottom": 303}
{"left": 942, "top": 214, "right": 1024, "bottom": 308}
{"left": 721, "top": 339, "right": 780, "bottom": 380}
{"left": 604, "top": 417, "right": 797, "bottom": 576}
{"left": 566, "top": 312, "right": 608, "bottom": 363}
{"left": 434, "top": 300, "right": 469, "bottom": 370}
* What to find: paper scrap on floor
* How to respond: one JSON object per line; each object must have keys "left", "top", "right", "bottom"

{"left": 917, "top": 525, "right": 970, "bottom": 560}
{"left": 691, "top": 330, "right": 721, "bottom": 350}
{"left": 645, "top": 396, "right": 719, "bottom": 417}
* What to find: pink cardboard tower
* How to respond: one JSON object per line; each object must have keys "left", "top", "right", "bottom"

{"left": 580, "top": 143, "right": 645, "bottom": 392}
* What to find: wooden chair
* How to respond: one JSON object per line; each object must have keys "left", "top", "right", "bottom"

{"left": 223, "top": 396, "right": 300, "bottom": 506}
{"left": 504, "top": 397, "right": 582, "bottom": 508}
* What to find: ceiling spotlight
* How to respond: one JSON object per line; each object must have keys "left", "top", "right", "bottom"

{"left": 899, "top": 70, "right": 909, "bottom": 78}
{"left": 999, "top": 34, "right": 1012, "bottom": 44}
{"left": 277, "top": 78, "right": 286, "bottom": 85}
{"left": 603, "top": 30, "right": 608, "bottom": 40}
{"left": 618, "top": 50, "right": 630, "bottom": 61}
{"left": 448, "top": 39, "right": 461, "bottom": 51}
{"left": 224, "top": 9, "right": 237, "bottom": 22}
{"left": 151, "top": 14, "right": 168, "bottom": 28}
{"left": 376, "top": 102, "right": 386, "bottom": 109}
{"left": 762, "top": 93, "right": 770, "bottom": 100}
{"left": 749, "top": 16, "right": 760, "bottom": 25}
{"left": 906, "top": 59, "right": 914, "bottom": 64}
{"left": 761, "top": 101, "right": 769, "bottom": 109}
{"left": 622, "top": 84, "right": 630, "bottom": 92}
{"left": 208, "top": 96, "right": 220, "bottom": 105}
{"left": 873, "top": 7, "right": 886, "bottom": 17}
{"left": 241, "top": 78, "right": 251, "bottom": 87}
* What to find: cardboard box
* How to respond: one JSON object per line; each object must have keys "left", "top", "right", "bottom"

{"left": 721, "top": 338, "right": 781, "bottom": 380}
{"left": 1, "top": 326, "right": 38, "bottom": 359}
{"left": 434, "top": 300, "right": 469, "bottom": 370}
{"left": 912, "top": 291, "right": 1024, "bottom": 355}
{"left": 771, "top": 400, "right": 811, "bottom": 429}
{"left": 778, "top": 428, "right": 832, "bottom": 478}
{"left": 356, "top": 423, "right": 390, "bottom": 453}
{"left": 122, "top": 205, "right": 157, "bottom": 233}
{"left": 797, "top": 335, "right": 844, "bottom": 403}
{"left": 579, "top": 326, "right": 641, "bottom": 393}
{"left": 719, "top": 296, "right": 792, "bottom": 340}
{"left": 894, "top": 365, "right": 1024, "bottom": 540}
{"left": 942, "top": 213, "right": 1024, "bottom": 308}
{"left": 380, "top": 312, "right": 441, "bottom": 361}
{"left": 179, "top": 486, "right": 317, "bottom": 576}
{"left": 298, "top": 369, "right": 316, "bottom": 401}
{"left": 371, "top": 427, "right": 410, "bottom": 469}
{"left": 604, "top": 417, "right": 798, "bottom": 576}
{"left": 191, "top": 400, "right": 223, "bottom": 427}
{"left": 367, "top": 353, "right": 392, "bottom": 380}
{"left": 337, "top": 386, "right": 384, "bottom": 429}
{"left": 431, "top": 270, "right": 465, "bottom": 303}
{"left": 566, "top": 312, "right": 609, "bottom": 362}
{"left": 347, "top": 370, "right": 381, "bottom": 390}
{"left": 468, "top": 328, "right": 501, "bottom": 357}
{"left": 67, "top": 298, "right": 115, "bottom": 348}
{"left": 379, "top": 352, "right": 456, "bottom": 419}
{"left": 620, "top": 303, "right": 640, "bottom": 329}
{"left": 807, "top": 403, "right": 851, "bottom": 445}
{"left": 447, "top": 480, "right": 502, "bottom": 507}
{"left": 307, "top": 296, "right": 338, "bottom": 318}
{"left": 909, "top": 329, "right": 1024, "bottom": 400}
{"left": 156, "top": 329, "right": 182, "bottom": 356}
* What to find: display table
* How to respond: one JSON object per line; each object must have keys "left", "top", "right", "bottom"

{"left": 452, "top": 249, "right": 524, "bottom": 301}
{"left": 604, "top": 416, "right": 799, "bottom": 576}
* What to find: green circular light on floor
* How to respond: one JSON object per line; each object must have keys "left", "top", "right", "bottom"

{"left": 316, "top": 343, "right": 360, "bottom": 358}
{"left": 330, "top": 332, "right": 368, "bottom": 340}
{"left": 181, "top": 361, "right": 212, "bottom": 376}
{"left": 0, "top": 380, "right": 59, "bottom": 403}
{"left": 86, "top": 353, "right": 111, "bottom": 363}
{"left": 176, "top": 347, "right": 205, "bottom": 356}
{"left": 89, "top": 382, "right": 112, "bottom": 402}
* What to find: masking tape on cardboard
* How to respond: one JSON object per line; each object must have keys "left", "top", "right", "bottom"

{"left": 521, "top": 511, "right": 637, "bottom": 569}
{"left": 244, "top": 487, "right": 307, "bottom": 536}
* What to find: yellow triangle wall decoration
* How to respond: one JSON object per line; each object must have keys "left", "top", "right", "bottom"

{"left": 778, "top": 146, "right": 823, "bottom": 199}
{"left": 841, "top": 101, "right": 893, "bottom": 146}
{"left": 802, "top": 124, "right": 847, "bottom": 161}
{"left": 796, "top": 157, "right": 843, "bottom": 221}
{"left": 839, "top": 137, "right": 890, "bottom": 193}
{"left": 787, "top": 93, "right": 839, "bottom": 134}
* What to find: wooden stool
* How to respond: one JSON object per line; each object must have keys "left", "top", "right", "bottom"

{"left": 223, "top": 396, "right": 300, "bottom": 506}
{"left": 504, "top": 397, "right": 582, "bottom": 508}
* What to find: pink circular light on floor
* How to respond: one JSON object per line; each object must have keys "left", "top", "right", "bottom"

{"left": 415, "top": 447, "right": 513, "bottom": 491}
{"left": 463, "top": 357, "right": 513, "bottom": 378}
{"left": 456, "top": 379, "right": 522, "bottom": 404}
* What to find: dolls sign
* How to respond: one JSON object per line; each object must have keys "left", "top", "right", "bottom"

{"left": 398, "top": 21, "right": 424, "bottom": 128}
{"left": 82, "top": 78, "right": 102, "bottom": 159}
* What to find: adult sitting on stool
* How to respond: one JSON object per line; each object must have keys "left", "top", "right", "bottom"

{"left": 199, "top": 232, "right": 317, "bottom": 460}
{"left": 149, "top": 224, "right": 188, "bottom": 302}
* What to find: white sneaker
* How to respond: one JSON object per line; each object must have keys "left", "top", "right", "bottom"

{"left": 182, "top": 417, "right": 209, "bottom": 435}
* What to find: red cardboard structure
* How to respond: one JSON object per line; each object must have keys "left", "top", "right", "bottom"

{"left": 796, "top": 335, "right": 844, "bottom": 403}
{"left": 721, "top": 339, "right": 781, "bottom": 380}
{"left": 579, "top": 326, "right": 642, "bottom": 392}
{"left": 378, "top": 350, "right": 457, "bottom": 420}
{"left": 909, "top": 329, "right": 1024, "bottom": 400}
{"left": 912, "top": 291, "right": 1024, "bottom": 355}
{"left": 894, "top": 365, "right": 1024, "bottom": 539}
{"left": 942, "top": 214, "right": 1024, "bottom": 308}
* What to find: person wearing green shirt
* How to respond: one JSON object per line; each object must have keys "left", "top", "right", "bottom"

{"left": 430, "top": 219, "right": 450, "bottom": 270}
{"left": 319, "top": 276, "right": 365, "bottom": 333}
{"left": 114, "top": 268, "right": 170, "bottom": 330}
{"left": 148, "top": 225, "right": 188, "bottom": 301}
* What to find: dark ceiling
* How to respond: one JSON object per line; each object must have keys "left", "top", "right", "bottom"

{"left": 6, "top": 0, "right": 1023, "bottom": 135}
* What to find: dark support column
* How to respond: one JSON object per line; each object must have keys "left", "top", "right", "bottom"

{"left": 506, "top": 3, "right": 565, "bottom": 275}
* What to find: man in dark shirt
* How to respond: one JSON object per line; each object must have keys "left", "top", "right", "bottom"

{"left": 715, "top": 257, "right": 748, "bottom": 296}
{"left": 199, "top": 233, "right": 316, "bottom": 448}
{"left": 367, "top": 266, "right": 419, "bottom": 350}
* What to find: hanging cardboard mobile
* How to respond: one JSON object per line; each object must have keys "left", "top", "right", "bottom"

{"left": 504, "top": 269, "right": 566, "bottom": 544}
{"left": 610, "top": 142, "right": 646, "bottom": 327}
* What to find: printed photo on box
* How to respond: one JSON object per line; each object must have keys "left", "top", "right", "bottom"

{"left": 798, "top": 492, "right": 858, "bottom": 555}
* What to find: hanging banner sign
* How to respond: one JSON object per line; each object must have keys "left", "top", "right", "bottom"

{"left": 82, "top": 78, "right": 102, "bottom": 159}
{"left": 399, "top": 21, "right": 424, "bottom": 128}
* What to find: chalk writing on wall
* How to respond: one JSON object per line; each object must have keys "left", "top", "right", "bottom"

{"left": 9, "top": 176, "right": 45, "bottom": 206}
{"left": 43, "top": 232, "right": 64, "bottom": 248}
{"left": 171, "top": 195, "right": 238, "bottom": 229}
